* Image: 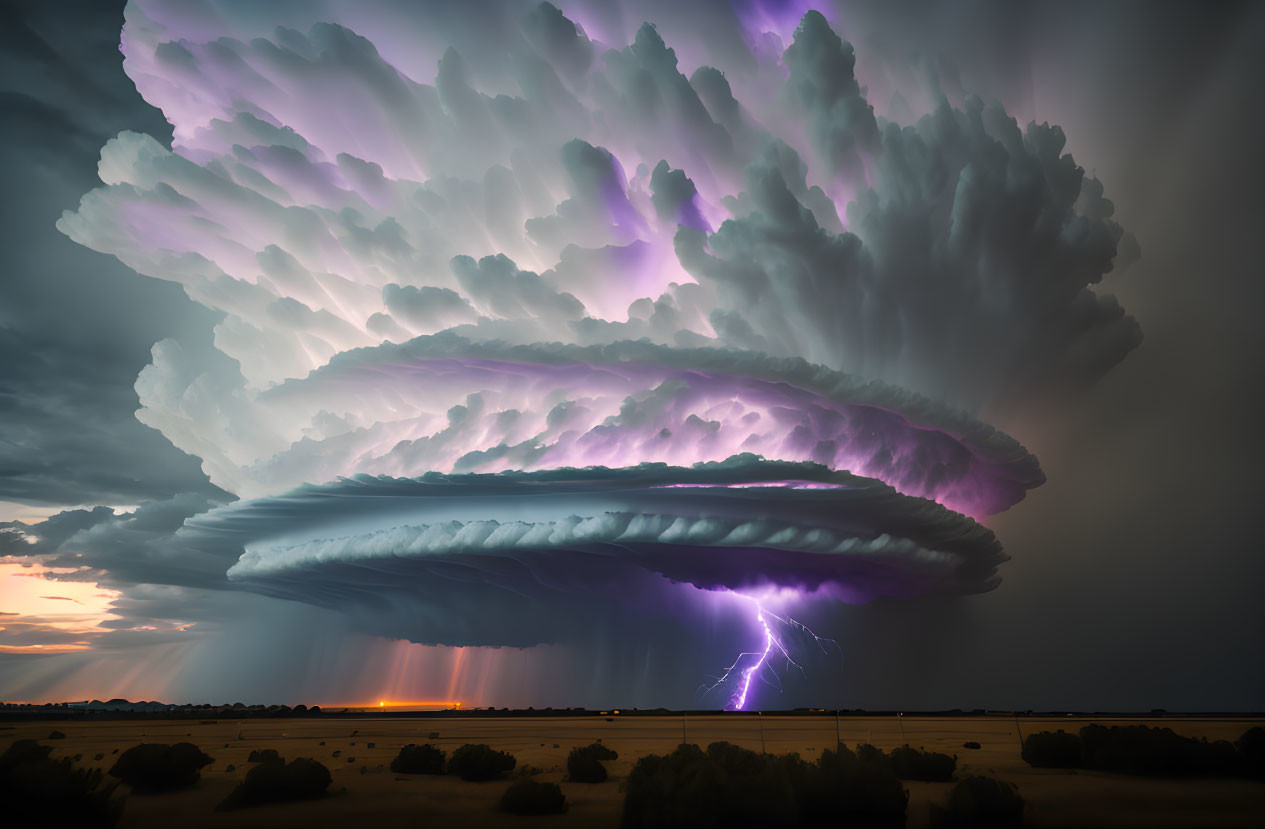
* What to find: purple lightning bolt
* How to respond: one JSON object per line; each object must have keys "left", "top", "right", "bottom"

{"left": 703, "top": 594, "right": 841, "bottom": 710}
{"left": 734, "top": 608, "right": 775, "bottom": 709}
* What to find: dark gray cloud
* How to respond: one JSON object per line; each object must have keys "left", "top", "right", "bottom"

{"left": 0, "top": 0, "right": 226, "bottom": 513}
{"left": 1, "top": 493, "right": 230, "bottom": 591}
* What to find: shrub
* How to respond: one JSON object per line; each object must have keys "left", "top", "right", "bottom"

{"left": 391, "top": 743, "right": 446, "bottom": 774}
{"left": 0, "top": 739, "right": 122, "bottom": 828}
{"left": 930, "top": 776, "right": 1024, "bottom": 829}
{"left": 1079, "top": 724, "right": 1242, "bottom": 777}
{"left": 448, "top": 744, "right": 516, "bottom": 781}
{"left": 1021, "top": 731, "right": 1083, "bottom": 769}
{"left": 624, "top": 742, "right": 784, "bottom": 829}
{"left": 622, "top": 742, "right": 907, "bottom": 829}
{"left": 568, "top": 741, "right": 618, "bottom": 782}
{"left": 108, "top": 743, "right": 214, "bottom": 792}
{"left": 218, "top": 758, "right": 332, "bottom": 809}
{"left": 500, "top": 778, "right": 567, "bottom": 815}
{"left": 48, "top": 731, "right": 66, "bottom": 740}
{"left": 1237, "top": 727, "right": 1265, "bottom": 778}
{"left": 891, "top": 745, "right": 956, "bottom": 781}
{"left": 963, "top": 742, "right": 981, "bottom": 750}
{"left": 854, "top": 742, "right": 887, "bottom": 763}
{"left": 247, "top": 748, "right": 283, "bottom": 765}
{"left": 797, "top": 744, "right": 908, "bottom": 828}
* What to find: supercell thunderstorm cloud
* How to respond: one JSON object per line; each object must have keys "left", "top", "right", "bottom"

{"left": 39, "top": 0, "right": 1142, "bottom": 708}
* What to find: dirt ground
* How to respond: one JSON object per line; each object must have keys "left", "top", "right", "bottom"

{"left": 5, "top": 715, "right": 1263, "bottom": 828}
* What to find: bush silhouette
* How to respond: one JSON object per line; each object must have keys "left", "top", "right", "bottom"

{"left": 856, "top": 742, "right": 891, "bottom": 766}
{"left": 891, "top": 745, "right": 956, "bottom": 781}
{"left": 568, "top": 741, "right": 618, "bottom": 782}
{"left": 1, "top": 739, "right": 121, "bottom": 828}
{"left": 622, "top": 742, "right": 907, "bottom": 829}
{"left": 108, "top": 743, "right": 213, "bottom": 792}
{"left": 930, "top": 776, "right": 1024, "bottom": 829}
{"left": 448, "top": 744, "right": 516, "bottom": 781}
{"left": 1021, "top": 731, "right": 1083, "bottom": 768}
{"left": 1237, "top": 727, "right": 1265, "bottom": 778}
{"left": 391, "top": 743, "right": 445, "bottom": 774}
{"left": 247, "top": 748, "right": 283, "bottom": 765}
{"left": 797, "top": 744, "right": 908, "bottom": 828}
{"left": 218, "top": 757, "right": 332, "bottom": 809}
{"left": 500, "top": 778, "right": 567, "bottom": 815}
{"left": 1079, "top": 724, "right": 1242, "bottom": 777}
{"left": 624, "top": 742, "right": 780, "bottom": 828}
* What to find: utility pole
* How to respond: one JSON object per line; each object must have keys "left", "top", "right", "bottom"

{"left": 759, "top": 711, "right": 766, "bottom": 754}
{"left": 835, "top": 710, "right": 841, "bottom": 747}
{"left": 681, "top": 711, "right": 687, "bottom": 746}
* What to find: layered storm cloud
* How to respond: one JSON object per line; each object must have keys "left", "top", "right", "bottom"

{"left": 206, "top": 458, "right": 1004, "bottom": 646}
{"left": 133, "top": 335, "right": 1042, "bottom": 514}
{"left": 45, "top": 0, "right": 1140, "bottom": 704}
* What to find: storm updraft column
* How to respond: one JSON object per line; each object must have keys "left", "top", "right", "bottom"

{"left": 60, "top": 1, "right": 1139, "bottom": 707}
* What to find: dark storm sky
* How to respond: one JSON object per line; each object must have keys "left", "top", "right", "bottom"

{"left": 1, "top": 0, "right": 1261, "bottom": 710}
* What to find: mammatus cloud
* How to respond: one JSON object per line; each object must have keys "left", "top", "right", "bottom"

{"left": 31, "top": 0, "right": 1143, "bottom": 706}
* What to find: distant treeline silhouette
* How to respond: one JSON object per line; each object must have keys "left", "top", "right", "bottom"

{"left": 1023, "top": 725, "right": 1265, "bottom": 777}
{"left": 0, "top": 701, "right": 325, "bottom": 722}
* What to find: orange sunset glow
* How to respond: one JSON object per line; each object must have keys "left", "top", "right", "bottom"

{"left": 316, "top": 700, "right": 464, "bottom": 712}
{"left": 0, "top": 560, "right": 121, "bottom": 654}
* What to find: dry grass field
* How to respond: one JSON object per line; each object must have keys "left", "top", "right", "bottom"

{"left": 5, "top": 715, "right": 1263, "bottom": 828}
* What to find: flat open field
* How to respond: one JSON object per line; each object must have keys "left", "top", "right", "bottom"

{"left": 5, "top": 715, "right": 1264, "bottom": 828}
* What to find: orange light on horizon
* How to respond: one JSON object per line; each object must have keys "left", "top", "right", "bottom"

{"left": 317, "top": 699, "right": 464, "bottom": 710}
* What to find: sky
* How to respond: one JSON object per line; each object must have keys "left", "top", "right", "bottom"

{"left": 1, "top": 0, "right": 1262, "bottom": 711}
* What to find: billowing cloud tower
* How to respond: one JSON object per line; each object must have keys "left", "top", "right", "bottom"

{"left": 58, "top": 0, "right": 1138, "bottom": 707}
